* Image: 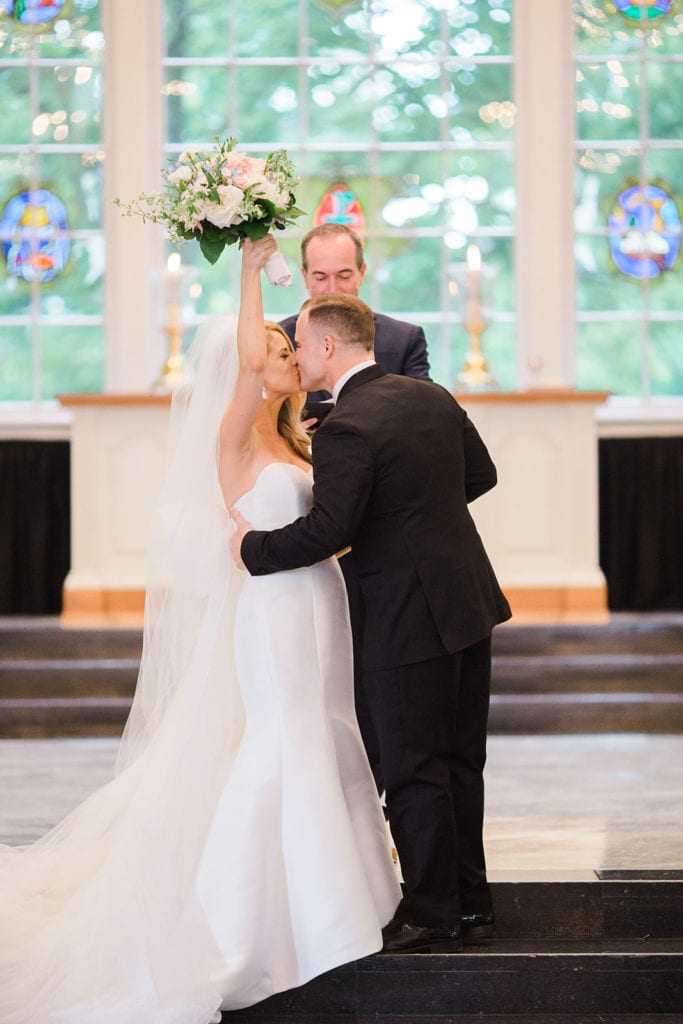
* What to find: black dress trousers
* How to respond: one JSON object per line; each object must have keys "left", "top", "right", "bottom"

{"left": 364, "top": 635, "right": 493, "bottom": 928}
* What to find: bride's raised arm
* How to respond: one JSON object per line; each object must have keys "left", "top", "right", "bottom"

{"left": 219, "top": 234, "right": 278, "bottom": 458}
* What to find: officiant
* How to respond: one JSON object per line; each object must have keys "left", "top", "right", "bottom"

{"left": 280, "top": 223, "right": 430, "bottom": 403}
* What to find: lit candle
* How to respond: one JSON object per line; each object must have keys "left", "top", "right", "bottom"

{"left": 465, "top": 243, "right": 482, "bottom": 328}
{"left": 166, "top": 252, "right": 182, "bottom": 330}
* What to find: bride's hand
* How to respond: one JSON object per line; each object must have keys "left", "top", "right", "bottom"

{"left": 228, "top": 506, "right": 253, "bottom": 571}
{"left": 242, "top": 234, "right": 277, "bottom": 273}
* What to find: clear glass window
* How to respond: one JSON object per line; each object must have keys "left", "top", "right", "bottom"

{"left": 162, "top": 0, "right": 515, "bottom": 391}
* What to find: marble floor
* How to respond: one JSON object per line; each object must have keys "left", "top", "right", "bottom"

{"left": 1, "top": 732, "right": 681, "bottom": 877}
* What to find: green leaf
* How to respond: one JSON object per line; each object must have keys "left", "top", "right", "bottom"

{"left": 255, "top": 198, "right": 277, "bottom": 219}
{"left": 198, "top": 231, "right": 227, "bottom": 265}
{"left": 242, "top": 220, "right": 270, "bottom": 241}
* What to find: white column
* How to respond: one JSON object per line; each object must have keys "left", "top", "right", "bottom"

{"left": 513, "top": 0, "right": 576, "bottom": 389}
{"left": 62, "top": 397, "right": 170, "bottom": 614}
{"left": 102, "top": 0, "right": 164, "bottom": 392}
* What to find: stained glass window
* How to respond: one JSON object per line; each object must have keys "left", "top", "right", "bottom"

{"left": 0, "top": 188, "right": 71, "bottom": 282}
{"left": 608, "top": 183, "right": 680, "bottom": 279}
{"left": 0, "top": 0, "right": 69, "bottom": 27}
{"left": 613, "top": 1, "right": 673, "bottom": 20}
{"left": 0, "top": 0, "right": 104, "bottom": 401}
{"left": 574, "top": 0, "right": 683, "bottom": 397}
{"left": 313, "top": 184, "right": 366, "bottom": 236}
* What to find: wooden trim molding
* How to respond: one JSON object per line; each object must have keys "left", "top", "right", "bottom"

{"left": 62, "top": 583, "right": 608, "bottom": 623}
{"left": 453, "top": 390, "right": 610, "bottom": 404}
{"left": 58, "top": 393, "right": 171, "bottom": 407}
{"left": 62, "top": 588, "right": 147, "bottom": 617}
{"left": 505, "top": 584, "right": 608, "bottom": 618}
{"left": 58, "top": 390, "right": 609, "bottom": 408}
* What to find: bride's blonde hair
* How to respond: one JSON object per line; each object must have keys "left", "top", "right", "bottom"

{"left": 265, "top": 321, "right": 312, "bottom": 465}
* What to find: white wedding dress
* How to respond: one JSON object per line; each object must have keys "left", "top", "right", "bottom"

{"left": 0, "top": 459, "right": 400, "bottom": 1024}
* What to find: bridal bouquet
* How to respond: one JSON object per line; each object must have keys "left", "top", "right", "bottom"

{"left": 114, "top": 137, "right": 304, "bottom": 284}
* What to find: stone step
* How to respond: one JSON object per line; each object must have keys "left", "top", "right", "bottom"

{"left": 488, "top": 692, "right": 683, "bottom": 733}
{"left": 0, "top": 622, "right": 143, "bottom": 661}
{"left": 225, "top": 1017, "right": 682, "bottom": 1024}
{"left": 218, "top": 878, "right": 683, "bottom": 1020}
{"left": 2, "top": 618, "right": 682, "bottom": 660}
{"left": 491, "top": 654, "right": 683, "bottom": 693}
{"left": 3, "top": 690, "right": 682, "bottom": 737}
{"left": 222, "top": 1017, "right": 683, "bottom": 1024}
{"left": 488, "top": 879, "right": 683, "bottom": 941}
{"left": 1, "top": 654, "right": 680, "bottom": 700}
{"left": 1, "top": 619, "right": 681, "bottom": 737}
{"left": 0, "top": 659, "right": 139, "bottom": 698}
{"left": 220, "top": 948, "right": 683, "bottom": 1021}
{"left": 493, "top": 619, "right": 683, "bottom": 657}
{"left": 0, "top": 697, "right": 132, "bottom": 737}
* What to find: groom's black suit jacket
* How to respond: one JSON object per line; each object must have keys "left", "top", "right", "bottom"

{"left": 241, "top": 365, "right": 511, "bottom": 671}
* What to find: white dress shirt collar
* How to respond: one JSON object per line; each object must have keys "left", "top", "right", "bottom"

{"left": 332, "top": 360, "right": 376, "bottom": 403}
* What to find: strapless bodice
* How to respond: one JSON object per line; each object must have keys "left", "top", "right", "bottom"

{"left": 234, "top": 462, "right": 313, "bottom": 531}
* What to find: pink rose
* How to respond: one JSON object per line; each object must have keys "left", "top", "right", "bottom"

{"left": 221, "top": 152, "right": 266, "bottom": 190}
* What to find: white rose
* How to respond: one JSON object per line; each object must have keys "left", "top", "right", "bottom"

{"left": 203, "top": 184, "right": 245, "bottom": 228}
{"left": 254, "top": 177, "right": 289, "bottom": 209}
{"left": 178, "top": 148, "right": 198, "bottom": 165}
{"left": 167, "top": 165, "right": 193, "bottom": 185}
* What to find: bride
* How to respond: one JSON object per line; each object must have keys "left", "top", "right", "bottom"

{"left": 0, "top": 234, "right": 400, "bottom": 1023}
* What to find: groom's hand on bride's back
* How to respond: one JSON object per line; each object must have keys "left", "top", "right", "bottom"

{"left": 228, "top": 507, "right": 252, "bottom": 571}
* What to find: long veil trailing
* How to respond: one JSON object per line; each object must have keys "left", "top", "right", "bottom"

{"left": 0, "top": 317, "right": 247, "bottom": 1024}
{"left": 117, "top": 314, "right": 243, "bottom": 772}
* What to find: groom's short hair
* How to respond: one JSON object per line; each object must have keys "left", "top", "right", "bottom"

{"left": 305, "top": 293, "right": 374, "bottom": 352}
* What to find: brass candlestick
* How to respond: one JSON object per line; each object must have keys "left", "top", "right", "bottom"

{"left": 153, "top": 321, "right": 187, "bottom": 392}
{"left": 151, "top": 252, "right": 190, "bottom": 393}
{"left": 455, "top": 244, "right": 498, "bottom": 391}
{"left": 457, "top": 313, "right": 498, "bottom": 390}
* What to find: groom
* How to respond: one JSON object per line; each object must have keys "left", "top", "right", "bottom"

{"left": 230, "top": 293, "right": 511, "bottom": 953}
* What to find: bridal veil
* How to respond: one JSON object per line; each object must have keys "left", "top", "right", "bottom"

{"left": 0, "top": 317, "right": 248, "bottom": 1024}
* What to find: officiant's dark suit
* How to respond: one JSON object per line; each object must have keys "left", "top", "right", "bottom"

{"left": 240, "top": 357, "right": 512, "bottom": 938}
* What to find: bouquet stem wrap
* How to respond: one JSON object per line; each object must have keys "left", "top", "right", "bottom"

{"left": 265, "top": 250, "right": 292, "bottom": 287}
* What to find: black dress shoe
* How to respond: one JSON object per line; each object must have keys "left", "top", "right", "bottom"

{"left": 461, "top": 911, "right": 495, "bottom": 943}
{"left": 381, "top": 920, "right": 463, "bottom": 953}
